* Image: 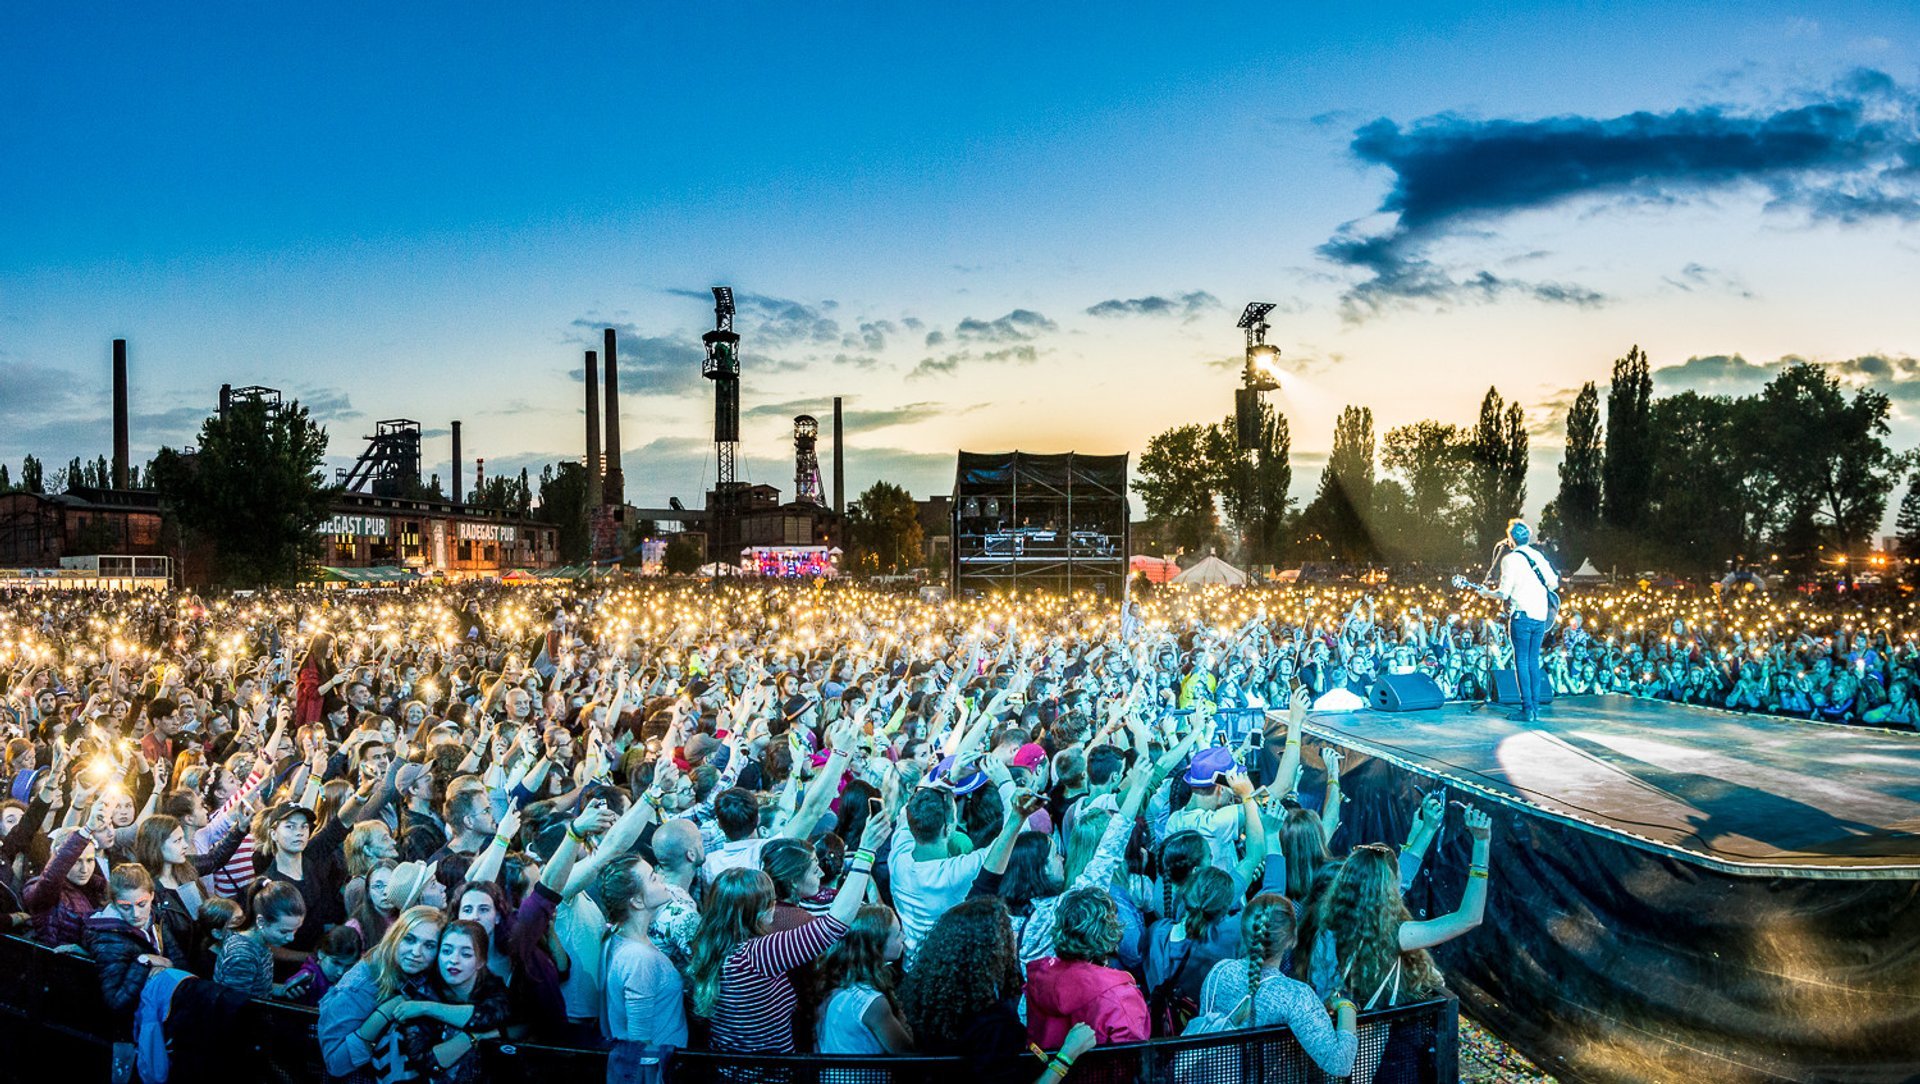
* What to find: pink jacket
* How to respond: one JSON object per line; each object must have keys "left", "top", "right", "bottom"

{"left": 1025, "top": 957, "right": 1151, "bottom": 1047}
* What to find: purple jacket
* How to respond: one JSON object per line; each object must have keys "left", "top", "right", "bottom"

{"left": 24, "top": 830, "right": 105, "bottom": 947}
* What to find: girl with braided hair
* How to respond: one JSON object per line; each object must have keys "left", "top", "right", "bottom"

{"left": 1192, "top": 892, "right": 1357, "bottom": 1076}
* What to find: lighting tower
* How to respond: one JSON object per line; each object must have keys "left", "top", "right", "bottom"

{"left": 702, "top": 286, "right": 742, "bottom": 560}
{"left": 1235, "top": 302, "right": 1281, "bottom": 449}
{"left": 793, "top": 415, "right": 824, "bottom": 505}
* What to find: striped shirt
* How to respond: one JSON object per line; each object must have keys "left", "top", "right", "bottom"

{"left": 708, "top": 913, "right": 847, "bottom": 1053}
{"left": 207, "top": 766, "right": 269, "bottom": 899}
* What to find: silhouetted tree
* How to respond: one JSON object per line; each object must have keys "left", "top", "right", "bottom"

{"left": 1602, "top": 345, "right": 1654, "bottom": 546}
{"left": 1215, "top": 400, "right": 1292, "bottom": 568}
{"left": 1467, "top": 388, "right": 1527, "bottom": 557}
{"left": 846, "top": 481, "right": 924, "bottom": 573}
{"left": 1555, "top": 382, "right": 1603, "bottom": 571}
{"left": 148, "top": 398, "right": 336, "bottom": 586}
{"left": 1136, "top": 423, "right": 1220, "bottom": 554}
{"left": 1298, "top": 406, "right": 1376, "bottom": 563}
{"left": 536, "top": 462, "right": 591, "bottom": 563}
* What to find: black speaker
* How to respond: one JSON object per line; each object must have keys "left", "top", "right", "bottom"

{"left": 1491, "top": 669, "right": 1554, "bottom": 704}
{"left": 1368, "top": 673, "right": 1444, "bottom": 712}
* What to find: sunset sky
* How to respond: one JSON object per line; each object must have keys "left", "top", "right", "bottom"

{"left": 4, "top": 3, "right": 1918, "bottom": 518}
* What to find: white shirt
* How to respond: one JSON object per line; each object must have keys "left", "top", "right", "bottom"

{"left": 700, "top": 836, "right": 768, "bottom": 882}
{"left": 886, "top": 818, "right": 989, "bottom": 954}
{"left": 1497, "top": 545, "right": 1560, "bottom": 622}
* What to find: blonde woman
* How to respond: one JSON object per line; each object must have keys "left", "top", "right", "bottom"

{"left": 317, "top": 904, "right": 444, "bottom": 1081}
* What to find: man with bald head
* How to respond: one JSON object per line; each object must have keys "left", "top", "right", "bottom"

{"left": 646, "top": 818, "right": 705, "bottom": 969}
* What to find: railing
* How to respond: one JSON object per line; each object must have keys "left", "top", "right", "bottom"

{"left": 0, "top": 935, "right": 1457, "bottom": 1083}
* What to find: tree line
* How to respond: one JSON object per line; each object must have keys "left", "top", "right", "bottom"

{"left": 1135, "top": 346, "right": 1914, "bottom": 582}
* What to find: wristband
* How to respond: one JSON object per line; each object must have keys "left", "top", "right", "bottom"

{"left": 490, "top": 835, "right": 509, "bottom": 850}
{"left": 566, "top": 823, "right": 585, "bottom": 843}
{"left": 1468, "top": 867, "right": 1488, "bottom": 879}
{"left": 852, "top": 848, "right": 876, "bottom": 865}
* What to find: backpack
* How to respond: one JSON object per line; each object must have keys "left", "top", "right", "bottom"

{"left": 1147, "top": 941, "right": 1199, "bottom": 1037}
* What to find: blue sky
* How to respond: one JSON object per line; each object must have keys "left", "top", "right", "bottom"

{"left": 3, "top": 2, "right": 1918, "bottom": 519}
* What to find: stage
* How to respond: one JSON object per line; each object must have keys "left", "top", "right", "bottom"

{"left": 1305, "top": 695, "right": 1920, "bottom": 1084}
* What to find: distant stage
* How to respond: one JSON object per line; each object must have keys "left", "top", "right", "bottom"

{"left": 1307, "top": 695, "right": 1920, "bottom": 1084}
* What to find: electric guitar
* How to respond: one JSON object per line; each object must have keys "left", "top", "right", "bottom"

{"left": 1452, "top": 573, "right": 1561, "bottom": 630}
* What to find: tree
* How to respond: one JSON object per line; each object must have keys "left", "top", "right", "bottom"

{"left": 0, "top": 464, "right": 10, "bottom": 492}
{"left": 20, "top": 455, "right": 44, "bottom": 494}
{"left": 1380, "top": 420, "right": 1469, "bottom": 566}
{"left": 536, "top": 462, "right": 591, "bottom": 563}
{"left": 846, "top": 481, "right": 923, "bottom": 573}
{"left": 148, "top": 398, "right": 336, "bottom": 586}
{"left": 1297, "top": 406, "right": 1376, "bottom": 563}
{"left": 1749, "top": 363, "right": 1899, "bottom": 585}
{"left": 1895, "top": 471, "right": 1920, "bottom": 586}
{"left": 663, "top": 533, "right": 703, "bottom": 574}
{"left": 1135, "top": 423, "right": 1220, "bottom": 554}
{"left": 1645, "top": 392, "right": 1754, "bottom": 579}
{"left": 1466, "top": 388, "right": 1528, "bottom": 557}
{"left": 1214, "top": 401, "right": 1292, "bottom": 568}
{"left": 1555, "top": 382, "right": 1603, "bottom": 571}
{"left": 472, "top": 469, "right": 532, "bottom": 516}
{"left": 1602, "top": 345, "right": 1654, "bottom": 542}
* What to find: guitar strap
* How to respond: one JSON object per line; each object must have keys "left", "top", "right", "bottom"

{"left": 1515, "top": 547, "right": 1555, "bottom": 597}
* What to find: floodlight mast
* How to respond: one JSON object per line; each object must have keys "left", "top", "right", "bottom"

{"left": 703, "top": 286, "right": 744, "bottom": 563}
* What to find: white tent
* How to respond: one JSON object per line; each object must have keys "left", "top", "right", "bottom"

{"left": 1171, "top": 554, "right": 1249, "bottom": 586}
{"left": 1567, "top": 559, "right": 1608, "bottom": 584}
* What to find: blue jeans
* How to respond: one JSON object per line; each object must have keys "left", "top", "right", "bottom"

{"left": 1510, "top": 615, "right": 1548, "bottom": 715}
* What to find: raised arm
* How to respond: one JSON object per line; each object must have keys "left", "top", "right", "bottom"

{"left": 1400, "top": 806, "right": 1492, "bottom": 950}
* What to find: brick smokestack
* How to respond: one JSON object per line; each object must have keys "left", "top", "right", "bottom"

{"left": 832, "top": 396, "right": 845, "bottom": 515}
{"left": 602, "top": 328, "right": 624, "bottom": 505}
{"left": 584, "top": 349, "right": 603, "bottom": 510}
{"left": 112, "top": 339, "right": 129, "bottom": 489}
{"left": 451, "top": 420, "right": 463, "bottom": 504}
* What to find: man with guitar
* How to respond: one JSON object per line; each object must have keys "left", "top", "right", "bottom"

{"left": 1455, "top": 520, "right": 1561, "bottom": 723}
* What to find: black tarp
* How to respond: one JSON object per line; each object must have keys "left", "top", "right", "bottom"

{"left": 1313, "top": 699, "right": 1920, "bottom": 1083}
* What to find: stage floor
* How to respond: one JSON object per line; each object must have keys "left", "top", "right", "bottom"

{"left": 1306, "top": 695, "right": 1920, "bottom": 878}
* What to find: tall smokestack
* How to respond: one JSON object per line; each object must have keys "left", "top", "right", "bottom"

{"left": 451, "top": 420, "right": 463, "bottom": 504}
{"left": 833, "top": 396, "right": 845, "bottom": 515}
{"left": 112, "top": 339, "right": 129, "bottom": 489}
{"left": 603, "top": 328, "right": 624, "bottom": 505}
{"left": 584, "top": 350, "right": 603, "bottom": 510}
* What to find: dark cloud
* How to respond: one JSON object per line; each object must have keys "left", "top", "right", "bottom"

{"left": 1642, "top": 351, "right": 1920, "bottom": 405}
{"left": 1321, "top": 69, "right": 1920, "bottom": 316}
{"left": 293, "top": 388, "right": 359, "bottom": 422}
{"left": 906, "top": 342, "right": 1042, "bottom": 381}
{"left": 844, "top": 320, "right": 897, "bottom": 353}
{"left": 744, "top": 398, "right": 958, "bottom": 431}
{"left": 953, "top": 309, "right": 1057, "bottom": 343}
{"left": 1085, "top": 291, "right": 1221, "bottom": 319}
{"left": 662, "top": 289, "right": 843, "bottom": 349}
{"left": 925, "top": 330, "right": 946, "bottom": 347}
{"left": 567, "top": 319, "right": 709, "bottom": 396}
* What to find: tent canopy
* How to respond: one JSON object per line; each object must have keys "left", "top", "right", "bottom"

{"left": 317, "top": 566, "right": 416, "bottom": 584}
{"left": 1567, "top": 559, "right": 1609, "bottom": 583}
{"left": 1130, "top": 555, "right": 1180, "bottom": 585}
{"left": 1171, "top": 554, "right": 1248, "bottom": 586}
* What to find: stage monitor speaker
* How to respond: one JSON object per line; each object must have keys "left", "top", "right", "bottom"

{"left": 1369, "top": 673, "right": 1444, "bottom": 712}
{"left": 1491, "top": 669, "right": 1555, "bottom": 704}
{"left": 963, "top": 497, "right": 980, "bottom": 517}
{"left": 985, "top": 498, "right": 1000, "bottom": 518}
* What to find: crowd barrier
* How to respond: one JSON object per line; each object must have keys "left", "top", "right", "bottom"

{"left": 0, "top": 934, "right": 1458, "bottom": 1083}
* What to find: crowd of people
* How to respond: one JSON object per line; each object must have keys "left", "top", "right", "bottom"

{"left": 0, "top": 576, "right": 1892, "bottom": 1081}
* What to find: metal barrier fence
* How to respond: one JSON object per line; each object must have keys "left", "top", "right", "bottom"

{"left": 0, "top": 934, "right": 1457, "bottom": 1083}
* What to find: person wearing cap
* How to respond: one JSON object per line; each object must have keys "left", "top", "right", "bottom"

{"left": 887, "top": 753, "right": 1015, "bottom": 954}
{"left": 1165, "top": 746, "right": 1260, "bottom": 870}
{"left": 396, "top": 762, "right": 444, "bottom": 863}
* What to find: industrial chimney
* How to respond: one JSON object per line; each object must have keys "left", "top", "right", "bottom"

{"left": 602, "top": 328, "right": 625, "bottom": 506}
{"left": 584, "top": 349, "right": 603, "bottom": 510}
{"left": 451, "top": 420, "right": 463, "bottom": 504}
{"left": 832, "top": 396, "right": 845, "bottom": 515}
{"left": 112, "top": 339, "right": 129, "bottom": 489}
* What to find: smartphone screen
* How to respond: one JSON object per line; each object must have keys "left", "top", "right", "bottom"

{"left": 867, "top": 796, "right": 885, "bottom": 815}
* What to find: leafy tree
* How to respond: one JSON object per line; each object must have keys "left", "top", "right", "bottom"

{"left": 148, "top": 398, "right": 336, "bottom": 586}
{"left": 536, "top": 462, "right": 591, "bottom": 563}
{"left": 20, "top": 455, "right": 44, "bottom": 494}
{"left": 1602, "top": 345, "right": 1654, "bottom": 542}
{"left": 1380, "top": 420, "right": 1469, "bottom": 565}
{"left": 1645, "top": 392, "right": 1754, "bottom": 579}
{"left": 663, "top": 533, "right": 703, "bottom": 574}
{"left": 1135, "top": 423, "right": 1220, "bottom": 554}
{"left": 1297, "top": 405, "right": 1376, "bottom": 563}
{"left": 1555, "top": 382, "right": 1603, "bottom": 571}
{"left": 0, "top": 464, "right": 10, "bottom": 492}
{"left": 472, "top": 469, "right": 532, "bottom": 516}
{"left": 1466, "top": 388, "right": 1528, "bottom": 556}
{"left": 1749, "top": 363, "right": 1899, "bottom": 585}
{"left": 1214, "top": 401, "right": 1292, "bottom": 568}
{"left": 1895, "top": 470, "right": 1920, "bottom": 586}
{"left": 846, "top": 481, "right": 923, "bottom": 573}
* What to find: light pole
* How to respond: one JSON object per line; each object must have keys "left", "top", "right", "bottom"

{"left": 1234, "top": 303, "right": 1281, "bottom": 570}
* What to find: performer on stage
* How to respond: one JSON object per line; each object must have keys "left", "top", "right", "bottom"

{"left": 1495, "top": 519, "right": 1560, "bottom": 723}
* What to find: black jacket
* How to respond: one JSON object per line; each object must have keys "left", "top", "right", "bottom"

{"left": 82, "top": 912, "right": 159, "bottom": 1034}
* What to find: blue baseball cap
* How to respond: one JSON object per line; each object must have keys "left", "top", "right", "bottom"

{"left": 928, "top": 755, "right": 989, "bottom": 796}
